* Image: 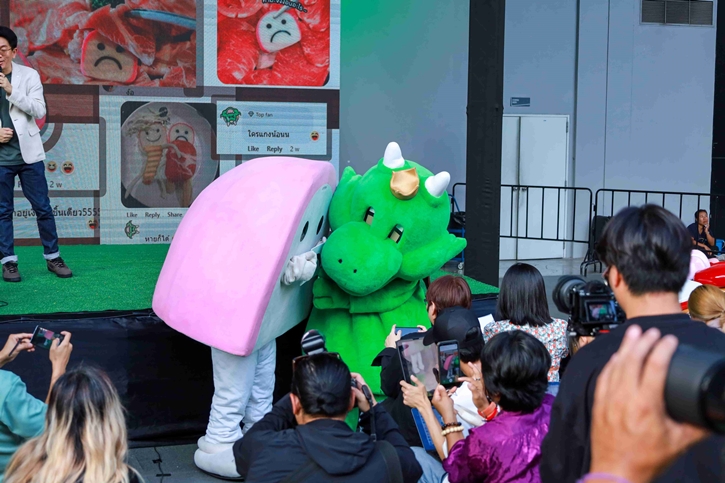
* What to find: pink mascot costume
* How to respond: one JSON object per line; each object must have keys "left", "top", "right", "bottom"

{"left": 153, "top": 157, "right": 337, "bottom": 478}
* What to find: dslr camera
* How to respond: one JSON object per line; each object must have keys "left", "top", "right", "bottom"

{"left": 553, "top": 275, "right": 625, "bottom": 337}
{"left": 553, "top": 276, "right": 725, "bottom": 434}
{"left": 300, "top": 329, "right": 359, "bottom": 390}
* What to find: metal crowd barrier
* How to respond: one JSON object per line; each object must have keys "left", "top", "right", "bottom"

{"left": 499, "top": 185, "right": 592, "bottom": 244}
{"left": 594, "top": 188, "right": 725, "bottom": 222}
{"left": 581, "top": 189, "right": 725, "bottom": 275}
{"left": 450, "top": 184, "right": 725, "bottom": 276}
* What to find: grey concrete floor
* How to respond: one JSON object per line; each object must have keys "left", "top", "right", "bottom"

{"left": 129, "top": 444, "right": 222, "bottom": 483}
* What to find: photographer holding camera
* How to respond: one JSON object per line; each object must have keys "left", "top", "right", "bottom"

{"left": 231, "top": 351, "right": 422, "bottom": 482}
{"left": 540, "top": 205, "right": 725, "bottom": 483}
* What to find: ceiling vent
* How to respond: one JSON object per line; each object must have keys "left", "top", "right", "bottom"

{"left": 642, "top": 0, "right": 714, "bottom": 26}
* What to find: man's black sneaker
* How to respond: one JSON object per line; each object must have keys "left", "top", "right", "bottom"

{"left": 47, "top": 257, "right": 72, "bottom": 278}
{"left": 2, "top": 262, "right": 20, "bottom": 282}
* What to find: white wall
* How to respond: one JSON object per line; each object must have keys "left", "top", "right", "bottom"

{"left": 575, "top": 0, "right": 717, "bottom": 196}
{"left": 503, "top": 0, "right": 578, "bottom": 184}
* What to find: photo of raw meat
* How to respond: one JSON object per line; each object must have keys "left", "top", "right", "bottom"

{"left": 121, "top": 102, "right": 218, "bottom": 209}
{"left": 218, "top": 0, "right": 330, "bottom": 86}
{"left": 10, "top": 0, "right": 197, "bottom": 87}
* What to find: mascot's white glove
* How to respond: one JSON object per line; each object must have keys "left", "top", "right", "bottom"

{"left": 282, "top": 251, "right": 317, "bottom": 285}
{"left": 282, "top": 237, "right": 326, "bottom": 285}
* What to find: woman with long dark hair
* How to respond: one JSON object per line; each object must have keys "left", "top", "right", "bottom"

{"left": 485, "top": 263, "right": 568, "bottom": 383}
{"left": 3, "top": 366, "right": 141, "bottom": 483}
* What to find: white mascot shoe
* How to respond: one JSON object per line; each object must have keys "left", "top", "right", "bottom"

{"left": 194, "top": 446, "right": 242, "bottom": 481}
{"left": 197, "top": 435, "right": 234, "bottom": 454}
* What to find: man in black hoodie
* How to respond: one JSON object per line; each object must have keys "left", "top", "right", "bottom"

{"left": 233, "top": 352, "right": 422, "bottom": 482}
{"left": 540, "top": 204, "right": 725, "bottom": 482}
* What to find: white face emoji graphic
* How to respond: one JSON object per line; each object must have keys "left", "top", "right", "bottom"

{"left": 81, "top": 30, "right": 138, "bottom": 83}
{"left": 138, "top": 123, "right": 168, "bottom": 148}
{"left": 169, "top": 123, "right": 195, "bottom": 144}
{"left": 256, "top": 10, "right": 302, "bottom": 53}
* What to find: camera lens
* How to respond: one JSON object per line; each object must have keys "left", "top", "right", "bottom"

{"left": 553, "top": 275, "right": 587, "bottom": 315}
{"left": 665, "top": 344, "right": 725, "bottom": 433}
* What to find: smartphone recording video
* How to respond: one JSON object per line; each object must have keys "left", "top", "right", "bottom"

{"left": 397, "top": 327, "right": 420, "bottom": 338}
{"left": 438, "top": 340, "right": 461, "bottom": 388}
{"left": 396, "top": 336, "right": 440, "bottom": 396}
{"left": 396, "top": 337, "right": 463, "bottom": 395}
{"left": 30, "top": 326, "right": 64, "bottom": 350}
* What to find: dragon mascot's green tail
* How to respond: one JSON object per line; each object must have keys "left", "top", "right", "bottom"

{"left": 307, "top": 142, "right": 467, "bottom": 393}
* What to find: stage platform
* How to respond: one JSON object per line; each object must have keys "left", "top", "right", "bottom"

{"left": 0, "top": 244, "right": 498, "bottom": 445}
{"left": 0, "top": 245, "right": 169, "bottom": 316}
{"left": 0, "top": 245, "right": 497, "bottom": 316}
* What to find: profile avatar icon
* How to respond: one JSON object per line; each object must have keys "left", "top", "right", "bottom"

{"left": 125, "top": 220, "right": 140, "bottom": 239}
{"left": 256, "top": 9, "right": 302, "bottom": 53}
{"left": 80, "top": 30, "right": 139, "bottom": 84}
{"left": 220, "top": 107, "right": 241, "bottom": 127}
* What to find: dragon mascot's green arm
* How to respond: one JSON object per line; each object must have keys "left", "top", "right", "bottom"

{"left": 307, "top": 142, "right": 467, "bottom": 393}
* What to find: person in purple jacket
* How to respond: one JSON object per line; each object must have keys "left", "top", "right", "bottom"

{"left": 404, "top": 329, "right": 553, "bottom": 483}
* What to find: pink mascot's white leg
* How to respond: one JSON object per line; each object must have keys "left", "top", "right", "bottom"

{"left": 153, "top": 157, "right": 337, "bottom": 479}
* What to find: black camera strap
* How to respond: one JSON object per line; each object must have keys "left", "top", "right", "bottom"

{"left": 376, "top": 440, "right": 404, "bottom": 483}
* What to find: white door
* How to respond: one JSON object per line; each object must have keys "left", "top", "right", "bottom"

{"left": 500, "top": 116, "right": 568, "bottom": 260}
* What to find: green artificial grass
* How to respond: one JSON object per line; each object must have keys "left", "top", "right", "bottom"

{"left": 431, "top": 269, "right": 499, "bottom": 295}
{"left": 0, "top": 245, "right": 497, "bottom": 316}
{"left": 0, "top": 244, "right": 171, "bottom": 316}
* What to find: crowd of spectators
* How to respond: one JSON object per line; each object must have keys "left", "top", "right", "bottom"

{"left": 0, "top": 204, "right": 722, "bottom": 483}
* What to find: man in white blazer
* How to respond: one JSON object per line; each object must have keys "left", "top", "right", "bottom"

{"left": 0, "top": 26, "right": 71, "bottom": 282}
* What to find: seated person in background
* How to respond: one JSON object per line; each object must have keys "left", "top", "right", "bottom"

{"left": 4, "top": 366, "right": 140, "bottom": 483}
{"left": 585, "top": 325, "right": 709, "bottom": 483}
{"left": 0, "top": 332, "right": 72, "bottom": 478}
{"left": 233, "top": 353, "right": 422, "bottom": 483}
{"left": 374, "top": 274, "right": 473, "bottom": 447}
{"left": 401, "top": 330, "right": 553, "bottom": 483}
{"left": 688, "top": 284, "right": 725, "bottom": 331}
{"left": 484, "top": 263, "right": 568, "bottom": 388}
{"left": 688, "top": 209, "right": 717, "bottom": 256}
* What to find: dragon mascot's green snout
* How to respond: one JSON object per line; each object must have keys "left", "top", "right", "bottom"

{"left": 307, "top": 142, "right": 467, "bottom": 393}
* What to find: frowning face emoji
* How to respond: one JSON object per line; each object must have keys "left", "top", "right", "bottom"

{"left": 256, "top": 10, "right": 302, "bottom": 53}
{"left": 46, "top": 161, "right": 57, "bottom": 173}
{"left": 169, "top": 123, "right": 195, "bottom": 144}
{"left": 80, "top": 30, "right": 138, "bottom": 84}
{"left": 61, "top": 161, "right": 74, "bottom": 175}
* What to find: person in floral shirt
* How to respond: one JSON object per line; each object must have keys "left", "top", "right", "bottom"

{"left": 484, "top": 263, "right": 568, "bottom": 384}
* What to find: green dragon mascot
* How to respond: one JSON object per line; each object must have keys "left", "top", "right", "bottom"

{"left": 307, "top": 142, "right": 467, "bottom": 393}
